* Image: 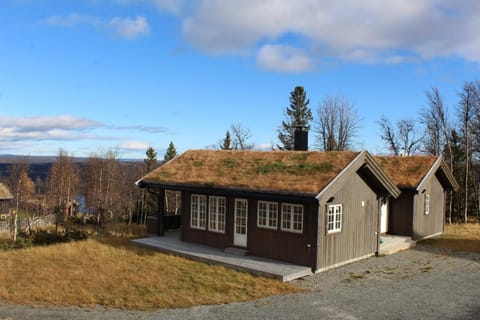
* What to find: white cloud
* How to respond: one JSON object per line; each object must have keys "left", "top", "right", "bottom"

{"left": 257, "top": 44, "right": 313, "bottom": 72}
{"left": 118, "top": 140, "right": 150, "bottom": 151}
{"left": 255, "top": 143, "right": 273, "bottom": 151}
{"left": 108, "top": 16, "right": 150, "bottom": 39}
{"left": 0, "top": 115, "right": 101, "bottom": 142}
{"left": 0, "top": 115, "right": 101, "bottom": 132}
{"left": 110, "top": 125, "right": 168, "bottom": 133}
{"left": 46, "top": 14, "right": 150, "bottom": 40}
{"left": 179, "top": 0, "right": 480, "bottom": 68}
{"left": 114, "top": 0, "right": 184, "bottom": 15}
{"left": 45, "top": 14, "right": 101, "bottom": 27}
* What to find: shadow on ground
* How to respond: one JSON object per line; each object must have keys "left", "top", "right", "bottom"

{"left": 412, "top": 240, "right": 480, "bottom": 262}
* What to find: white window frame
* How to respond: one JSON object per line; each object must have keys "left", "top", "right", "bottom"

{"left": 424, "top": 193, "right": 430, "bottom": 215}
{"left": 209, "top": 196, "right": 226, "bottom": 233}
{"left": 281, "top": 203, "right": 303, "bottom": 233}
{"left": 257, "top": 201, "right": 278, "bottom": 230}
{"left": 190, "top": 194, "right": 206, "bottom": 230}
{"left": 327, "top": 204, "right": 342, "bottom": 234}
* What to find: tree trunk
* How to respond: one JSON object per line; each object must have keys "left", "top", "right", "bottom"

{"left": 13, "top": 210, "right": 17, "bottom": 243}
{"left": 464, "top": 143, "right": 469, "bottom": 223}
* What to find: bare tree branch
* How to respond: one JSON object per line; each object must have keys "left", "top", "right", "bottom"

{"left": 378, "top": 116, "right": 399, "bottom": 155}
{"left": 314, "top": 95, "right": 360, "bottom": 151}
{"left": 230, "top": 123, "right": 253, "bottom": 150}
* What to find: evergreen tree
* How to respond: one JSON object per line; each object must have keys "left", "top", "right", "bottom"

{"left": 221, "top": 131, "right": 232, "bottom": 150}
{"left": 278, "top": 86, "right": 313, "bottom": 150}
{"left": 144, "top": 147, "right": 158, "bottom": 172}
{"left": 163, "top": 141, "right": 177, "bottom": 163}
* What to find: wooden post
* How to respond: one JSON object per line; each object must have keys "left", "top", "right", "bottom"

{"left": 375, "top": 196, "right": 382, "bottom": 256}
{"left": 157, "top": 189, "right": 165, "bottom": 236}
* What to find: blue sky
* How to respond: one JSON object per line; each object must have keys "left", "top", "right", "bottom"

{"left": 1, "top": 0, "right": 479, "bottom": 159}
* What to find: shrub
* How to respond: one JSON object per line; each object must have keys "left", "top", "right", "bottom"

{"left": 0, "top": 236, "right": 33, "bottom": 250}
{"left": 64, "top": 229, "right": 88, "bottom": 241}
{"left": 33, "top": 230, "right": 65, "bottom": 245}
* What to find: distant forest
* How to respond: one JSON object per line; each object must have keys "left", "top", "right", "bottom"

{"left": 0, "top": 150, "right": 161, "bottom": 234}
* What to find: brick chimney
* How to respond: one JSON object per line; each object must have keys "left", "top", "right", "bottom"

{"left": 293, "top": 125, "right": 308, "bottom": 151}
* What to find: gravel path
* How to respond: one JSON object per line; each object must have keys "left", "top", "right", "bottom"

{"left": 1, "top": 244, "right": 479, "bottom": 320}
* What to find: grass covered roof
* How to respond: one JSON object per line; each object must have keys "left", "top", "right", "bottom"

{"left": 142, "top": 150, "right": 360, "bottom": 194}
{"left": 374, "top": 155, "right": 437, "bottom": 188}
{"left": 0, "top": 183, "right": 13, "bottom": 200}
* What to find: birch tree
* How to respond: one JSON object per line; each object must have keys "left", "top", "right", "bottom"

{"left": 456, "top": 81, "right": 479, "bottom": 222}
{"left": 8, "top": 160, "right": 34, "bottom": 241}
{"left": 48, "top": 149, "right": 79, "bottom": 232}
{"left": 421, "top": 87, "right": 455, "bottom": 223}
{"left": 314, "top": 95, "right": 360, "bottom": 151}
{"left": 378, "top": 116, "right": 422, "bottom": 156}
{"left": 231, "top": 124, "right": 253, "bottom": 150}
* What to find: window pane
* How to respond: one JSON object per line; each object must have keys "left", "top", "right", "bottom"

{"left": 282, "top": 204, "right": 291, "bottom": 230}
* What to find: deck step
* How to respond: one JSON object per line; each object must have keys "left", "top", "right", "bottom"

{"left": 379, "top": 236, "right": 416, "bottom": 255}
{"left": 224, "top": 247, "right": 248, "bottom": 256}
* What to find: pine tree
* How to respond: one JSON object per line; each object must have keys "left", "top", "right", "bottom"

{"left": 221, "top": 131, "right": 232, "bottom": 150}
{"left": 278, "top": 86, "right": 313, "bottom": 150}
{"left": 163, "top": 141, "right": 177, "bottom": 163}
{"left": 144, "top": 147, "right": 157, "bottom": 172}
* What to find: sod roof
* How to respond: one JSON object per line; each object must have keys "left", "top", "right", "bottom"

{"left": 0, "top": 182, "right": 13, "bottom": 200}
{"left": 374, "top": 156, "right": 437, "bottom": 188}
{"left": 142, "top": 150, "right": 360, "bottom": 194}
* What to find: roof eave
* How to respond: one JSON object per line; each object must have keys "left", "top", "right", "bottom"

{"left": 139, "top": 179, "right": 318, "bottom": 201}
{"left": 416, "top": 156, "right": 459, "bottom": 192}
{"left": 363, "top": 152, "right": 401, "bottom": 198}
{"left": 316, "top": 151, "right": 401, "bottom": 201}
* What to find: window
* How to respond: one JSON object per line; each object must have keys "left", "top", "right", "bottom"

{"left": 191, "top": 194, "right": 206, "bottom": 230}
{"left": 257, "top": 201, "right": 278, "bottom": 229}
{"left": 209, "top": 196, "right": 226, "bottom": 233}
{"left": 424, "top": 193, "right": 430, "bottom": 215}
{"left": 327, "top": 204, "right": 342, "bottom": 233}
{"left": 234, "top": 199, "right": 248, "bottom": 235}
{"left": 281, "top": 203, "right": 303, "bottom": 233}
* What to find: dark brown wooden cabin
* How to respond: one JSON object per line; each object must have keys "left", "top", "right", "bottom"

{"left": 138, "top": 150, "right": 400, "bottom": 272}
{"left": 376, "top": 156, "right": 459, "bottom": 240}
{"left": 0, "top": 183, "right": 13, "bottom": 220}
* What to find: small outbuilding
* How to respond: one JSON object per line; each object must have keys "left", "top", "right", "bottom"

{"left": 138, "top": 150, "right": 400, "bottom": 272}
{"left": 0, "top": 182, "right": 13, "bottom": 220}
{"left": 375, "top": 156, "right": 459, "bottom": 240}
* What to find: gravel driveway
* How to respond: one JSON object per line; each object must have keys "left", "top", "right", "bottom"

{"left": 1, "top": 244, "right": 479, "bottom": 320}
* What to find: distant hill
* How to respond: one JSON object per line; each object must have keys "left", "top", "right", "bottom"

{"left": 0, "top": 155, "right": 141, "bottom": 182}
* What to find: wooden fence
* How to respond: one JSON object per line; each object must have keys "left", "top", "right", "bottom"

{"left": 0, "top": 214, "right": 56, "bottom": 233}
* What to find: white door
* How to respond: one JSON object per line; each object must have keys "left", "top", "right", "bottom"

{"left": 380, "top": 200, "right": 388, "bottom": 233}
{"left": 234, "top": 199, "right": 248, "bottom": 247}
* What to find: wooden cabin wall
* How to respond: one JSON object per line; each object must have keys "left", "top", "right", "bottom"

{"left": 247, "top": 200, "right": 317, "bottom": 267}
{"left": 412, "top": 176, "right": 445, "bottom": 240}
{"left": 388, "top": 191, "right": 414, "bottom": 236}
{"left": 316, "top": 173, "right": 379, "bottom": 270}
{"left": 181, "top": 191, "right": 231, "bottom": 248}
{"left": 180, "top": 190, "right": 316, "bottom": 267}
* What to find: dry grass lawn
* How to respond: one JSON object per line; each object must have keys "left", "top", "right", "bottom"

{"left": 421, "top": 222, "right": 480, "bottom": 253}
{"left": 0, "top": 236, "right": 299, "bottom": 309}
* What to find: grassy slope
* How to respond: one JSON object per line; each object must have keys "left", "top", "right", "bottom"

{"left": 0, "top": 236, "right": 299, "bottom": 309}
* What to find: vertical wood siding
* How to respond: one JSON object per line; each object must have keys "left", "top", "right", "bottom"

{"left": 180, "top": 191, "right": 317, "bottom": 267}
{"left": 248, "top": 200, "right": 316, "bottom": 267}
{"left": 181, "top": 191, "right": 231, "bottom": 248}
{"left": 412, "top": 176, "right": 445, "bottom": 240}
{"left": 388, "top": 191, "right": 414, "bottom": 236}
{"left": 317, "top": 174, "right": 379, "bottom": 269}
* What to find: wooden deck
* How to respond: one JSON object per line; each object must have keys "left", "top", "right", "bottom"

{"left": 132, "top": 232, "right": 312, "bottom": 282}
{"left": 379, "top": 234, "right": 416, "bottom": 255}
